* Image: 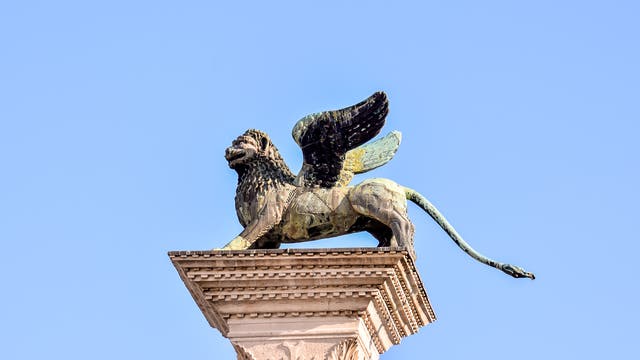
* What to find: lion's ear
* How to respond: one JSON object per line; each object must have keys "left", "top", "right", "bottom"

{"left": 260, "top": 137, "right": 269, "bottom": 152}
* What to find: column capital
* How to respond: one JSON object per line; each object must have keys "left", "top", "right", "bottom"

{"left": 170, "top": 247, "right": 436, "bottom": 359}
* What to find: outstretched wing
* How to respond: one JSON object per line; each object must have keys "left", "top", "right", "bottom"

{"left": 292, "top": 91, "right": 389, "bottom": 187}
{"left": 337, "top": 130, "right": 402, "bottom": 186}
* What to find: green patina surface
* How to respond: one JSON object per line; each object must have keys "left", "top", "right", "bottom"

{"left": 220, "top": 92, "right": 535, "bottom": 280}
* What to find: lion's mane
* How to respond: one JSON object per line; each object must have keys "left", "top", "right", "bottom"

{"left": 234, "top": 129, "right": 296, "bottom": 208}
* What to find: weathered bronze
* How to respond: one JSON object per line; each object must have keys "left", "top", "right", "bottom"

{"left": 220, "top": 92, "right": 534, "bottom": 279}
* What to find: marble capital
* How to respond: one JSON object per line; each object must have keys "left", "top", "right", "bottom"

{"left": 169, "top": 247, "right": 436, "bottom": 359}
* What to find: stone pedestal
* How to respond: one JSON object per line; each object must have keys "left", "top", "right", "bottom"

{"left": 169, "top": 247, "right": 436, "bottom": 359}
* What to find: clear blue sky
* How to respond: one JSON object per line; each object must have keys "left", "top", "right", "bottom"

{"left": 1, "top": 1, "right": 638, "bottom": 359}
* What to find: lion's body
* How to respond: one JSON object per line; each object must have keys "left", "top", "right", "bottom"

{"left": 223, "top": 129, "right": 415, "bottom": 251}
{"left": 232, "top": 174, "right": 414, "bottom": 250}
{"left": 272, "top": 179, "right": 410, "bottom": 245}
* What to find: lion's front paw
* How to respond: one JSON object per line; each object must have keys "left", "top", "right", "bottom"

{"left": 220, "top": 236, "right": 251, "bottom": 250}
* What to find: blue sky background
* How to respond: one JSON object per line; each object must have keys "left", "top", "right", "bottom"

{"left": 1, "top": 1, "right": 638, "bottom": 359}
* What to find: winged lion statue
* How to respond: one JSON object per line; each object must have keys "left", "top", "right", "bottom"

{"left": 220, "top": 91, "right": 534, "bottom": 280}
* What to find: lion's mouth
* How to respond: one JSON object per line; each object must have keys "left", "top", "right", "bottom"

{"left": 225, "top": 148, "right": 246, "bottom": 166}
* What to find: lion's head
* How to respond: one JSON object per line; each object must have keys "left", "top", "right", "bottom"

{"left": 225, "top": 129, "right": 274, "bottom": 168}
{"left": 225, "top": 129, "right": 294, "bottom": 184}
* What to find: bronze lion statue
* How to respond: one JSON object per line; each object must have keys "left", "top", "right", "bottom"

{"left": 220, "top": 92, "right": 534, "bottom": 279}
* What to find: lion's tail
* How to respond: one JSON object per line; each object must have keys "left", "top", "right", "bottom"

{"left": 404, "top": 187, "right": 535, "bottom": 280}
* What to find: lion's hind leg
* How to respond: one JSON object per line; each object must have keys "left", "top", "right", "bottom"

{"left": 388, "top": 210, "right": 415, "bottom": 248}
{"left": 349, "top": 179, "right": 415, "bottom": 252}
{"left": 360, "top": 206, "right": 414, "bottom": 250}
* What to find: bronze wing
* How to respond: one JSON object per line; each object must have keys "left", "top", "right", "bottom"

{"left": 337, "top": 130, "right": 402, "bottom": 186}
{"left": 292, "top": 91, "right": 393, "bottom": 188}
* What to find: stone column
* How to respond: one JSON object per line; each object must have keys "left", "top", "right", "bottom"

{"left": 169, "top": 248, "right": 436, "bottom": 360}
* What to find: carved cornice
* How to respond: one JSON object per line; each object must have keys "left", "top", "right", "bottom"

{"left": 170, "top": 247, "right": 436, "bottom": 356}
